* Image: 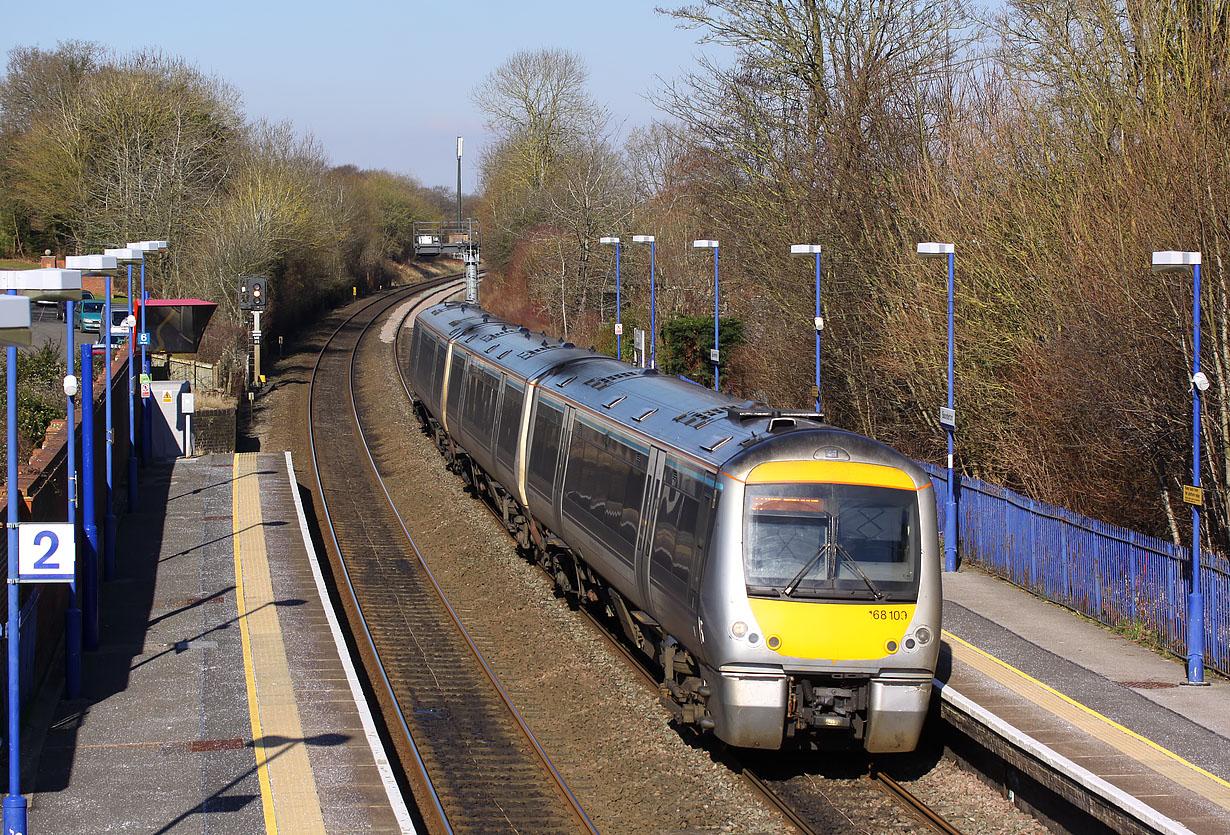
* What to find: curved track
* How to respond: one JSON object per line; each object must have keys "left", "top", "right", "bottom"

{"left": 307, "top": 281, "right": 596, "bottom": 835}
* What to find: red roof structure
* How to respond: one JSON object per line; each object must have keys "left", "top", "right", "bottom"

{"left": 135, "top": 299, "right": 217, "bottom": 353}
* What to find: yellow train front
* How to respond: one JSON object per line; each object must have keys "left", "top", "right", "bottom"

{"left": 692, "top": 428, "right": 941, "bottom": 751}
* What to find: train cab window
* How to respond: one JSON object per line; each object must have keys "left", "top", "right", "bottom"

{"left": 743, "top": 483, "right": 920, "bottom": 601}
{"left": 527, "top": 398, "right": 565, "bottom": 497}
{"left": 495, "top": 380, "right": 524, "bottom": 470}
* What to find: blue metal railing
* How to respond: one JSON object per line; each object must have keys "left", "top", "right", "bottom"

{"left": 923, "top": 462, "right": 1230, "bottom": 676}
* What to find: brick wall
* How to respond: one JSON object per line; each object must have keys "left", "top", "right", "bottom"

{"left": 192, "top": 408, "right": 235, "bottom": 455}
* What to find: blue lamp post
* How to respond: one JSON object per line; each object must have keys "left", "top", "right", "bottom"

{"left": 63, "top": 255, "right": 116, "bottom": 696}
{"left": 127, "top": 241, "right": 167, "bottom": 466}
{"left": 1152, "top": 249, "right": 1209, "bottom": 686}
{"left": 600, "top": 237, "right": 622, "bottom": 359}
{"left": 693, "top": 239, "right": 720, "bottom": 390}
{"left": 632, "top": 235, "right": 656, "bottom": 368}
{"left": 0, "top": 267, "right": 80, "bottom": 835}
{"left": 791, "top": 244, "right": 823, "bottom": 413}
{"left": 102, "top": 248, "right": 143, "bottom": 578}
{"left": 918, "top": 242, "right": 958, "bottom": 572}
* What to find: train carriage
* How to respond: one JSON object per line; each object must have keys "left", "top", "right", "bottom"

{"left": 408, "top": 302, "right": 941, "bottom": 752}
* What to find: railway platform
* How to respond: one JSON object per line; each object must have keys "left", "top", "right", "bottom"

{"left": 23, "top": 452, "right": 412, "bottom": 833}
{"left": 939, "top": 565, "right": 1230, "bottom": 834}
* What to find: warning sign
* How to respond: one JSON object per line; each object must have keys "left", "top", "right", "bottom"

{"left": 141, "top": 383, "right": 151, "bottom": 398}
{"left": 161, "top": 392, "right": 172, "bottom": 404}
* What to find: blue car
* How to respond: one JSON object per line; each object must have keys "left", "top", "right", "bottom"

{"left": 75, "top": 298, "right": 105, "bottom": 332}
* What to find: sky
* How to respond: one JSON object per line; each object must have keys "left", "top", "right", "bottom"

{"left": 1, "top": 0, "right": 716, "bottom": 190}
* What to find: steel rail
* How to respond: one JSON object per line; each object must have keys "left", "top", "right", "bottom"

{"left": 368, "top": 285, "right": 598, "bottom": 835}
{"left": 309, "top": 280, "right": 455, "bottom": 834}
{"left": 871, "top": 769, "right": 965, "bottom": 835}
{"left": 315, "top": 280, "right": 597, "bottom": 834}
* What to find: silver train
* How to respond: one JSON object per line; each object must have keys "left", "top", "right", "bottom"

{"left": 407, "top": 302, "right": 941, "bottom": 751}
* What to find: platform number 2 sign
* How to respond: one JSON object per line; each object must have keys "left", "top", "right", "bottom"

{"left": 18, "top": 523, "right": 76, "bottom": 582}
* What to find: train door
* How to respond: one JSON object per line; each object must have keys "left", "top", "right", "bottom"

{"left": 634, "top": 448, "right": 666, "bottom": 612}
{"left": 554, "top": 404, "right": 577, "bottom": 523}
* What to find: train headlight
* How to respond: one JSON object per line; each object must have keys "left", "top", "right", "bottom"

{"left": 766, "top": 635, "right": 781, "bottom": 650}
{"left": 731, "top": 621, "right": 748, "bottom": 638}
{"left": 885, "top": 640, "right": 898, "bottom": 654}
{"left": 914, "top": 626, "right": 932, "bottom": 646}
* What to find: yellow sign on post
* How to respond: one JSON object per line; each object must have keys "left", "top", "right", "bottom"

{"left": 1183, "top": 485, "right": 1204, "bottom": 506}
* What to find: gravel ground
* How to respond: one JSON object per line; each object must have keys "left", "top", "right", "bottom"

{"left": 245, "top": 284, "right": 1054, "bottom": 835}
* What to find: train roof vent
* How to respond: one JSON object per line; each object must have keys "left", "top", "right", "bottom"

{"left": 499, "top": 349, "right": 513, "bottom": 359}
{"left": 518, "top": 344, "right": 559, "bottom": 359}
{"left": 700, "top": 436, "right": 733, "bottom": 453}
{"left": 672, "top": 406, "right": 728, "bottom": 428}
{"left": 556, "top": 375, "right": 578, "bottom": 387}
{"left": 633, "top": 407, "right": 658, "bottom": 422}
{"left": 585, "top": 370, "right": 642, "bottom": 391}
{"left": 603, "top": 395, "right": 627, "bottom": 409}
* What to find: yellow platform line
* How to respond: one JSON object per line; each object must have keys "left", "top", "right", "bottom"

{"left": 944, "top": 630, "right": 1230, "bottom": 809}
{"left": 234, "top": 454, "right": 326, "bottom": 834}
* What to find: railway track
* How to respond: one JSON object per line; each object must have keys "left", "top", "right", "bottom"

{"left": 385, "top": 299, "right": 966, "bottom": 835}
{"left": 307, "top": 280, "right": 596, "bottom": 835}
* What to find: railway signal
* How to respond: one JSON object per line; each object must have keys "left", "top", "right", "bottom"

{"left": 239, "top": 274, "right": 269, "bottom": 387}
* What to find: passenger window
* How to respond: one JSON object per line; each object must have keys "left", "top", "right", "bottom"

{"left": 447, "top": 353, "right": 466, "bottom": 417}
{"left": 496, "top": 381, "right": 524, "bottom": 469}
{"left": 527, "top": 399, "right": 564, "bottom": 497}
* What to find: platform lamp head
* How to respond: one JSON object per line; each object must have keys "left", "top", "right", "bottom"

{"left": 0, "top": 267, "right": 84, "bottom": 305}
{"left": 0, "top": 295, "right": 31, "bottom": 347}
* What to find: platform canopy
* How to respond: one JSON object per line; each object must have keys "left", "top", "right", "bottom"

{"left": 135, "top": 299, "right": 217, "bottom": 353}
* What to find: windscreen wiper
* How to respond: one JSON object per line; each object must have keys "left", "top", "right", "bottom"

{"left": 834, "top": 543, "right": 884, "bottom": 599}
{"left": 784, "top": 544, "right": 828, "bottom": 597}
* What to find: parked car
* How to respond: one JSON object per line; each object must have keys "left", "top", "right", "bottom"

{"left": 75, "top": 299, "right": 105, "bottom": 332}
{"left": 58, "top": 290, "right": 95, "bottom": 321}
{"left": 105, "top": 307, "right": 133, "bottom": 345}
